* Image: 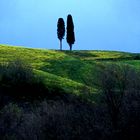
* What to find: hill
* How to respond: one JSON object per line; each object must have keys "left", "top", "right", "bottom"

{"left": 0, "top": 45, "right": 140, "bottom": 140}
{"left": 0, "top": 44, "right": 140, "bottom": 102}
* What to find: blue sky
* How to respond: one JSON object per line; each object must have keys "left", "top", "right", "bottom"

{"left": 0, "top": 0, "right": 140, "bottom": 52}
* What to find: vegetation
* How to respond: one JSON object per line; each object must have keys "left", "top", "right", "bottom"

{"left": 57, "top": 18, "right": 65, "bottom": 50}
{"left": 0, "top": 45, "right": 140, "bottom": 101}
{"left": 93, "top": 64, "right": 140, "bottom": 130}
{"left": 0, "top": 45, "right": 140, "bottom": 139}
{"left": 66, "top": 14, "right": 75, "bottom": 51}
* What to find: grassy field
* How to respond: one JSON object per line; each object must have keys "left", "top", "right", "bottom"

{"left": 0, "top": 44, "right": 140, "bottom": 102}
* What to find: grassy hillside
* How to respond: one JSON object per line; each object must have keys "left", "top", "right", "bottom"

{"left": 0, "top": 44, "right": 140, "bottom": 102}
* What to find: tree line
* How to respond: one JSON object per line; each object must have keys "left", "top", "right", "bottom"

{"left": 57, "top": 14, "right": 75, "bottom": 51}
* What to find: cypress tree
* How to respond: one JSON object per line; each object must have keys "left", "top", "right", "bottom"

{"left": 57, "top": 18, "right": 65, "bottom": 50}
{"left": 66, "top": 14, "right": 75, "bottom": 51}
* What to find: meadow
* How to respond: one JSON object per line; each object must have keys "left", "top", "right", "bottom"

{"left": 0, "top": 45, "right": 140, "bottom": 102}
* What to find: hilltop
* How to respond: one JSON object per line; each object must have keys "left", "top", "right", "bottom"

{"left": 0, "top": 44, "right": 140, "bottom": 102}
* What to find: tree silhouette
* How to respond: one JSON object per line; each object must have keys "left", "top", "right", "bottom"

{"left": 57, "top": 18, "right": 65, "bottom": 50}
{"left": 66, "top": 14, "right": 75, "bottom": 51}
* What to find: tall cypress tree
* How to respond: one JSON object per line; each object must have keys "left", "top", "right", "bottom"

{"left": 66, "top": 14, "right": 75, "bottom": 51}
{"left": 57, "top": 18, "right": 65, "bottom": 50}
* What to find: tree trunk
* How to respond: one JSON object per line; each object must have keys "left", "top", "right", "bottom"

{"left": 60, "top": 40, "right": 62, "bottom": 51}
{"left": 70, "top": 44, "right": 72, "bottom": 51}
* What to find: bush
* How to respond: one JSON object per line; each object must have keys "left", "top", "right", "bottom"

{"left": 0, "top": 60, "right": 45, "bottom": 101}
{"left": 0, "top": 60, "right": 66, "bottom": 104}
{"left": 0, "top": 100, "right": 101, "bottom": 140}
{"left": 0, "top": 60, "right": 33, "bottom": 85}
{"left": 0, "top": 103, "right": 23, "bottom": 140}
{"left": 93, "top": 63, "right": 140, "bottom": 139}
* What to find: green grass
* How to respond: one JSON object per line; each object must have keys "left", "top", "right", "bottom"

{"left": 0, "top": 44, "right": 140, "bottom": 102}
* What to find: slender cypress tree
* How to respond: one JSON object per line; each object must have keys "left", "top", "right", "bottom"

{"left": 66, "top": 14, "right": 75, "bottom": 51}
{"left": 57, "top": 18, "right": 65, "bottom": 50}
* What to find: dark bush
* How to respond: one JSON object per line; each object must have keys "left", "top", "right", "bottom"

{"left": 93, "top": 63, "right": 140, "bottom": 139}
{"left": 0, "top": 103, "right": 23, "bottom": 140}
{"left": 0, "top": 100, "right": 103, "bottom": 140}
{"left": 133, "top": 54, "right": 140, "bottom": 60}
{"left": 0, "top": 60, "right": 45, "bottom": 101}
{"left": 0, "top": 60, "right": 66, "bottom": 105}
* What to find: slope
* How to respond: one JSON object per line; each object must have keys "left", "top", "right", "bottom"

{"left": 0, "top": 44, "right": 140, "bottom": 102}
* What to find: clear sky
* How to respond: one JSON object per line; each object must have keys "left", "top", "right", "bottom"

{"left": 0, "top": 0, "right": 140, "bottom": 52}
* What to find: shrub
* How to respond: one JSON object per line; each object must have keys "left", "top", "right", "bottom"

{"left": 0, "top": 59, "right": 70, "bottom": 105}
{"left": 93, "top": 63, "right": 140, "bottom": 139}
{"left": 0, "top": 103, "right": 23, "bottom": 140}
{"left": 0, "top": 100, "right": 102, "bottom": 140}
{"left": 0, "top": 60, "right": 45, "bottom": 101}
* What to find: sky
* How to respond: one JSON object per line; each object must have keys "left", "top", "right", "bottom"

{"left": 0, "top": 0, "right": 140, "bottom": 52}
